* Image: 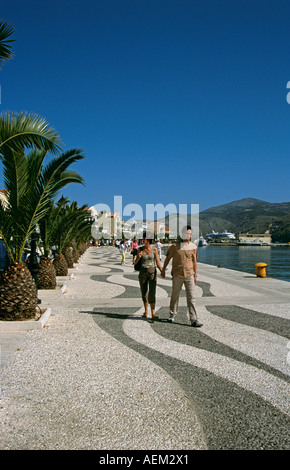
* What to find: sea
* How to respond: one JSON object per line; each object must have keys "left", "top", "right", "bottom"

{"left": 163, "top": 244, "right": 290, "bottom": 282}
{"left": 1, "top": 241, "right": 289, "bottom": 282}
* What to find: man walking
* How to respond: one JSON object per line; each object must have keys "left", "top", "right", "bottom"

{"left": 161, "top": 226, "right": 202, "bottom": 327}
{"left": 155, "top": 239, "right": 163, "bottom": 260}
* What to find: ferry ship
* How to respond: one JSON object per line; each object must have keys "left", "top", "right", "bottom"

{"left": 205, "top": 230, "right": 236, "bottom": 240}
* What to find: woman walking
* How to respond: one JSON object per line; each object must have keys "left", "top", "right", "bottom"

{"left": 131, "top": 237, "right": 138, "bottom": 264}
{"left": 119, "top": 240, "right": 127, "bottom": 265}
{"left": 135, "top": 236, "right": 162, "bottom": 320}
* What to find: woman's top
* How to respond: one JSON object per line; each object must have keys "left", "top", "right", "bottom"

{"left": 132, "top": 242, "right": 138, "bottom": 250}
{"left": 120, "top": 243, "right": 127, "bottom": 253}
{"left": 141, "top": 246, "right": 156, "bottom": 269}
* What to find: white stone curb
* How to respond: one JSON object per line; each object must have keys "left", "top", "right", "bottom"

{"left": 59, "top": 283, "right": 67, "bottom": 294}
{"left": 38, "top": 284, "right": 67, "bottom": 295}
{"left": 0, "top": 308, "right": 52, "bottom": 332}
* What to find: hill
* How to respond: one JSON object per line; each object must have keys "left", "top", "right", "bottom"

{"left": 159, "top": 198, "right": 290, "bottom": 242}
{"left": 199, "top": 198, "right": 290, "bottom": 242}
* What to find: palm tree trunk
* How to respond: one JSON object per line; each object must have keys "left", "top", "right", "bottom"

{"left": 27, "top": 232, "right": 39, "bottom": 288}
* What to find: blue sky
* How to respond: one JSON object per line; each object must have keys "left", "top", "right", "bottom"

{"left": 0, "top": 0, "right": 289, "bottom": 214}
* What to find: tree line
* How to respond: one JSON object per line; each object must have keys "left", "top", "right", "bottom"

{"left": 0, "top": 20, "right": 93, "bottom": 320}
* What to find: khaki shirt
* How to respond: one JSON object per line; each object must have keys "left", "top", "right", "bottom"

{"left": 166, "top": 241, "right": 197, "bottom": 278}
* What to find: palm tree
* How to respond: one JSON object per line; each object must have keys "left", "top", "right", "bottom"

{"left": 37, "top": 197, "right": 69, "bottom": 288}
{"left": 0, "top": 20, "right": 15, "bottom": 67}
{"left": 47, "top": 197, "right": 71, "bottom": 276}
{"left": 50, "top": 200, "right": 93, "bottom": 276}
{"left": 74, "top": 217, "right": 94, "bottom": 249}
{"left": 0, "top": 147, "right": 85, "bottom": 319}
{"left": 67, "top": 205, "right": 93, "bottom": 260}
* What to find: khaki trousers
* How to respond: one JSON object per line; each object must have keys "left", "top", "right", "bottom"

{"left": 170, "top": 275, "right": 197, "bottom": 322}
{"left": 139, "top": 268, "right": 157, "bottom": 304}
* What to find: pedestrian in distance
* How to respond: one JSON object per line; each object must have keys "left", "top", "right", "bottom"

{"left": 161, "top": 226, "right": 203, "bottom": 327}
{"left": 155, "top": 239, "right": 163, "bottom": 260}
{"left": 131, "top": 237, "right": 138, "bottom": 264}
{"left": 135, "top": 235, "right": 162, "bottom": 320}
{"left": 119, "top": 240, "right": 127, "bottom": 265}
{"left": 126, "top": 239, "right": 131, "bottom": 252}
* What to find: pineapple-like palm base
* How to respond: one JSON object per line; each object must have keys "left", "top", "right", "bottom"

{"left": 64, "top": 248, "right": 74, "bottom": 268}
{"left": 73, "top": 249, "right": 80, "bottom": 263}
{"left": 0, "top": 262, "right": 38, "bottom": 320}
{"left": 38, "top": 258, "right": 56, "bottom": 289}
{"left": 53, "top": 254, "right": 68, "bottom": 276}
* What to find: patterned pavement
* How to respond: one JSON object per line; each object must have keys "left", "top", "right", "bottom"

{"left": 86, "top": 247, "right": 290, "bottom": 450}
{"left": 1, "top": 246, "right": 289, "bottom": 450}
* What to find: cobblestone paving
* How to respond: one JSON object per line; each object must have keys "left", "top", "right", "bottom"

{"left": 0, "top": 246, "right": 289, "bottom": 450}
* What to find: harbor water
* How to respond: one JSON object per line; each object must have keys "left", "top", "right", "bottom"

{"left": 163, "top": 244, "right": 290, "bottom": 282}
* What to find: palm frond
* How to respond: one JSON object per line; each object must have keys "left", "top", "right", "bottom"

{"left": 2, "top": 148, "right": 27, "bottom": 207}
{"left": 38, "top": 197, "right": 70, "bottom": 256}
{"left": 0, "top": 146, "right": 84, "bottom": 263}
{"left": 0, "top": 111, "right": 62, "bottom": 156}
{"left": 0, "top": 200, "right": 15, "bottom": 261}
{"left": 41, "top": 148, "right": 85, "bottom": 186}
{"left": 0, "top": 20, "right": 16, "bottom": 66}
{"left": 23, "top": 149, "right": 85, "bottom": 235}
{"left": 48, "top": 201, "right": 92, "bottom": 254}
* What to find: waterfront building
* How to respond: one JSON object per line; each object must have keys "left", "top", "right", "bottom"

{"left": 89, "top": 208, "right": 122, "bottom": 239}
{"left": 0, "top": 189, "right": 8, "bottom": 210}
{"left": 236, "top": 233, "right": 272, "bottom": 245}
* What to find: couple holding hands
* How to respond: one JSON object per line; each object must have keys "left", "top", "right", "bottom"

{"left": 134, "top": 226, "right": 203, "bottom": 327}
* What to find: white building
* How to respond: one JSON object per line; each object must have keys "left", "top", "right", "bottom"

{"left": 0, "top": 189, "right": 8, "bottom": 209}
{"left": 90, "top": 208, "right": 122, "bottom": 239}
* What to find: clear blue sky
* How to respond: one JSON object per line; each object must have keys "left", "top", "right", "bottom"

{"left": 1, "top": 0, "right": 289, "bottom": 214}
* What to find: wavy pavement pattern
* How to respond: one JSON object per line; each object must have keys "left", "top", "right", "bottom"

{"left": 96, "top": 250, "right": 290, "bottom": 383}
{"left": 123, "top": 317, "right": 290, "bottom": 416}
{"left": 88, "top": 248, "right": 290, "bottom": 448}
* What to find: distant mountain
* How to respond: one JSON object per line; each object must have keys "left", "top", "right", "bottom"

{"left": 159, "top": 198, "right": 290, "bottom": 242}
{"left": 199, "top": 198, "right": 290, "bottom": 242}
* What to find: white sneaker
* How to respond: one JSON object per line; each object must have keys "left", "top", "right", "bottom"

{"left": 167, "top": 314, "right": 175, "bottom": 323}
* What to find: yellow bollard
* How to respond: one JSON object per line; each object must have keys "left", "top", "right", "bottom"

{"left": 255, "top": 262, "right": 267, "bottom": 278}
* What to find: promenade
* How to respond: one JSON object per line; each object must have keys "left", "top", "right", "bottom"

{"left": 0, "top": 246, "right": 289, "bottom": 450}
